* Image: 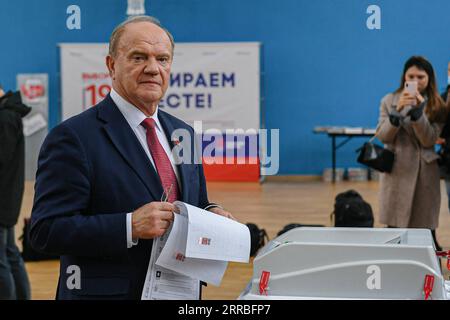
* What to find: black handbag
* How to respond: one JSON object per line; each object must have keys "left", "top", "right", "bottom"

{"left": 356, "top": 137, "right": 395, "bottom": 173}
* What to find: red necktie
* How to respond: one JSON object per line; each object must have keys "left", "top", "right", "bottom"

{"left": 141, "top": 118, "right": 180, "bottom": 203}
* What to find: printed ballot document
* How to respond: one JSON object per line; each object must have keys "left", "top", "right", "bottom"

{"left": 141, "top": 202, "right": 251, "bottom": 300}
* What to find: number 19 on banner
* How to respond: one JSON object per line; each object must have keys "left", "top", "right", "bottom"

{"left": 83, "top": 84, "right": 111, "bottom": 110}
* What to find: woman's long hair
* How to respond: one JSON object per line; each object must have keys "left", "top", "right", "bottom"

{"left": 395, "top": 56, "right": 446, "bottom": 123}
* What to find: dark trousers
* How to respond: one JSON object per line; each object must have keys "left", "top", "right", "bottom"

{"left": 0, "top": 225, "right": 31, "bottom": 300}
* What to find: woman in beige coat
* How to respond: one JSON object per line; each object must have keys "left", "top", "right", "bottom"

{"left": 377, "top": 56, "right": 447, "bottom": 250}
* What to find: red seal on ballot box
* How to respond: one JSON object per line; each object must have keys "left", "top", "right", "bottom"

{"left": 259, "top": 270, "right": 270, "bottom": 296}
{"left": 423, "top": 274, "right": 434, "bottom": 300}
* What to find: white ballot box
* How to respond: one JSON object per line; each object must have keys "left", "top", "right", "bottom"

{"left": 239, "top": 227, "right": 450, "bottom": 300}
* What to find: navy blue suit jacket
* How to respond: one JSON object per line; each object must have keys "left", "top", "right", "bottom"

{"left": 30, "top": 95, "right": 210, "bottom": 299}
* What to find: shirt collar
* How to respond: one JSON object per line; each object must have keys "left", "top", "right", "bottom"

{"left": 110, "top": 88, "right": 162, "bottom": 132}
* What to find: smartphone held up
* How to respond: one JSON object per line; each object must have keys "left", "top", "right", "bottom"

{"left": 405, "top": 81, "right": 418, "bottom": 106}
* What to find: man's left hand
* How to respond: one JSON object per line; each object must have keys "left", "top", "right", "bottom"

{"left": 208, "top": 207, "right": 237, "bottom": 221}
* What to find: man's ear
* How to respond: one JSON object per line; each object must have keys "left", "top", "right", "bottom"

{"left": 106, "top": 55, "right": 115, "bottom": 80}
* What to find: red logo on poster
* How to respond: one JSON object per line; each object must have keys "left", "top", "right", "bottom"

{"left": 21, "top": 81, "right": 45, "bottom": 101}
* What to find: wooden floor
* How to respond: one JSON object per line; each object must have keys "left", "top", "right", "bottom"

{"left": 16, "top": 179, "right": 450, "bottom": 300}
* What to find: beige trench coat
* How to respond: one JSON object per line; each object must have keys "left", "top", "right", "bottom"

{"left": 377, "top": 92, "right": 443, "bottom": 229}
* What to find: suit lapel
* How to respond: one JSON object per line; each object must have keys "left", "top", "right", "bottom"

{"left": 158, "top": 110, "right": 192, "bottom": 203}
{"left": 97, "top": 95, "right": 163, "bottom": 201}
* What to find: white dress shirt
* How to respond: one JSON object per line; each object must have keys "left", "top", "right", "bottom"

{"left": 110, "top": 88, "right": 181, "bottom": 248}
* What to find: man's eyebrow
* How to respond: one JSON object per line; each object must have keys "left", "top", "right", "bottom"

{"left": 128, "top": 50, "right": 148, "bottom": 56}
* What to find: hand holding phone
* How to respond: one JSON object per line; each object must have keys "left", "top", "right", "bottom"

{"left": 405, "top": 81, "right": 418, "bottom": 95}
{"left": 405, "top": 81, "right": 418, "bottom": 106}
{"left": 397, "top": 81, "right": 418, "bottom": 111}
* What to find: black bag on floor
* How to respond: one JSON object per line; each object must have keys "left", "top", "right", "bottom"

{"left": 19, "top": 218, "right": 59, "bottom": 261}
{"left": 246, "top": 223, "right": 269, "bottom": 257}
{"left": 277, "top": 223, "right": 325, "bottom": 237}
{"left": 331, "top": 190, "right": 374, "bottom": 227}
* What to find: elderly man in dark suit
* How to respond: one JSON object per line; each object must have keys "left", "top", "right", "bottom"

{"left": 30, "top": 16, "right": 234, "bottom": 300}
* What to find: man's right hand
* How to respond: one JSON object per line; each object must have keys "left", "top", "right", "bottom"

{"left": 131, "top": 202, "right": 178, "bottom": 239}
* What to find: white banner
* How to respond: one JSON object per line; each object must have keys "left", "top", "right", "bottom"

{"left": 60, "top": 43, "right": 111, "bottom": 121}
{"left": 17, "top": 73, "right": 48, "bottom": 180}
{"left": 59, "top": 42, "right": 261, "bottom": 131}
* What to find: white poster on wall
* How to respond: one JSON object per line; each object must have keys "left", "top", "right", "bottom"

{"left": 17, "top": 73, "right": 49, "bottom": 180}
{"left": 60, "top": 43, "right": 112, "bottom": 121}
{"left": 160, "top": 43, "right": 261, "bottom": 131}
{"left": 59, "top": 42, "right": 261, "bottom": 131}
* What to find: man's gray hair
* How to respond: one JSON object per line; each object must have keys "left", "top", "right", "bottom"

{"left": 108, "top": 15, "right": 175, "bottom": 57}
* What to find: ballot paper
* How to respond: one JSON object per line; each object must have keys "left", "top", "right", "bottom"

{"left": 177, "top": 201, "right": 250, "bottom": 262}
{"left": 141, "top": 224, "right": 200, "bottom": 300}
{"left": 155, "top": 212, "right": 228, "bottom": 285}
{"left": 155, "top": 201, "right": 251, "bottom": 286}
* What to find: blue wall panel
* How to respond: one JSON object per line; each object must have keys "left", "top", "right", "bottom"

{"left": 1, "top": 0, "right": 449, "bottom": 174}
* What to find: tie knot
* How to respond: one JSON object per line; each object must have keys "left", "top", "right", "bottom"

{"left": 141, "top": 118, "right": 156, "bottom": 130}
